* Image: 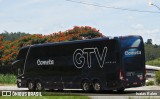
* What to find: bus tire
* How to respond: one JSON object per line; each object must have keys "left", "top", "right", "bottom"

{"left": 28, "top": 81, "right": 35, "bottom": 91}
{"left": 36, "top": 81, "right": 44, "bottom": 91}
{"left": 17, "top": 81, "right": 21, "bottom": 88}
{"left": 82, "top": 80, "right": 92, "bottom": 92}
{"left": 93, "top": 81, "right": 101, "bottom": 92}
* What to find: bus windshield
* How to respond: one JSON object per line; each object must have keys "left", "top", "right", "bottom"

{"left": 16, "top": 47, "right": 29, "bottom": 75}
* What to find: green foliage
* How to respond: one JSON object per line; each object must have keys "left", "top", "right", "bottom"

{"left": 146, "top": 80, "right": 154, "bottom": 86}
{"left": 69, "top": 36, "right": 78, "bottom": 41}
{"left": 145, "top": 39, "right": 160, "bottom": 67}
{"left": 155, "top": 71, "right": 160, "bottom": 85}
{"left": 0, "top": 74, "right": 16, "bottom": 84}
{"left": 144, "top": 43, "right": 160, "bottom": 61}
{"left": 146, "top": 39, "right": 152, "bottom": 45}
{"left": 0, "top": 31, "right": 30, "bottom": 41}
{"left": 146, "top": 58, "right": 160, "bottom": 67}
{"left": 79, "top": 31, "right": 102, "bottom": 39}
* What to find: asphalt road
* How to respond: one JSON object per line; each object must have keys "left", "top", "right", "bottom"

{"left": 0, "top": 85, "right": 160, "bottom": 99}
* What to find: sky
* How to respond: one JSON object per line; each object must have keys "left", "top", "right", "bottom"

{"left": 0, "top": 0, "right": 160, "bottom": 44}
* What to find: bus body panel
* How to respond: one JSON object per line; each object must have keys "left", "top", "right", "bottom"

{"left": 13, "top": 36, "right": 145, "bottom": 91}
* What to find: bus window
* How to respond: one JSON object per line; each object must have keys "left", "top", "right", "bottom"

{"left": 17, "top": 47, "right": 29, "bottom": 60}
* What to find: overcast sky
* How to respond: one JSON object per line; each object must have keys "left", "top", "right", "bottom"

{"left": 0, "top": 0, "right": 160, "bottom": 44}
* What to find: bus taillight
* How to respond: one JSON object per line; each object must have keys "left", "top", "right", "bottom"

{"left": 120, "top": 69, "right": 124, "bottom": 80}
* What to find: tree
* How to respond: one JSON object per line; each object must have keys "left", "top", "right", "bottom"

{"left": 0, "top": 36, "right": 4, "bottom": 65}
{"left": 146, "top": 39, "right": 152, "bottom": 45}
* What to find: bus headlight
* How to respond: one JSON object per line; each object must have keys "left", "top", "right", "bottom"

{"left": 17, "top": 79, "right": 22, "bottom": 87}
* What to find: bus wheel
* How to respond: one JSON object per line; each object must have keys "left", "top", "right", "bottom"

{"left": 28, "top": 81, "right": 35, "bottom": 91}
{"left": 93, "top": 81, "right": 101, "bottom": 92}
{"left": 82, "top": 80, "right": 92, "bottom": 92}
{"left": 36, "top": 81, "right": 43, "bottom": 91}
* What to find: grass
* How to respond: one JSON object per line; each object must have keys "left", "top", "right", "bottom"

{"left": 0, "top": 83, "right": 16, "bottom": 86}
{"left": 0, "top": 74, "right": 16, "bottom": 84}
{"left": 0, "top": 96, "right": 90, "bottom": 99}
{"left": 146, "top": 58, "right": 160, "bottom": 67}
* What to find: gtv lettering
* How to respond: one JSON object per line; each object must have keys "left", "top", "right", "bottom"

{"left": 73, "top": 47, "right": 107, "bottom": 68}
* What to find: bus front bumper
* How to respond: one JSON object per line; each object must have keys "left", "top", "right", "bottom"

{"left": 17, "top": 79, "right": 27, "bottom": 88}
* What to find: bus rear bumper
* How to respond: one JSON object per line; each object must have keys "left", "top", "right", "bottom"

{"left": 104, "top": 80, "right": 145, "bottom": 90}
{"left": 121, "top": 80, "right": 145, "bottom": 88}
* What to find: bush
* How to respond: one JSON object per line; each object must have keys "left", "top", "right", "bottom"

{"left": 146, "top": 80, "right": 154, "bottom": 86}
{"left": 155, "top": 71, "right": 160, "bottom": 85}
{"left": 146, "top": 58, "right": 160, "bottom": 67}
{"left": 0, "top": 74, "right": 16, "bottom": 84}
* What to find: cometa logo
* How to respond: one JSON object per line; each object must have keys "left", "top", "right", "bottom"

{"left": 125, "top": 50, "right": 141, "bottom": 56}
{"left": 37, "top": 59, "right": 54, "bottom": 66}
{"left": 73, "top": 47, "right": 107, "bottom": 69}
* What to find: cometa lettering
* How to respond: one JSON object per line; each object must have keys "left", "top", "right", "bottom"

{"left": 37, "top": 59, "right": 54, "bottom": 66}
{"left": 125, "top": 51, "right": 141, "bottom": 55}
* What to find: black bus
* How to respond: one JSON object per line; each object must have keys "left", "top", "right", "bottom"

{"left": 12, "top": 35, "right": 145, "bottom": 92}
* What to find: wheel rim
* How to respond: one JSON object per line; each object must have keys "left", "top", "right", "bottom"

{"left": 94, "top": 83, "right": 100, "bottom": 91}
{"left": 28, "top": 82, "right": 33, "bottom": 90}
{"left": 36, "top": 82, "right": 42, "bottom": 90}
{"left": 83, "top": 82, "right": 89, "bottom": 91}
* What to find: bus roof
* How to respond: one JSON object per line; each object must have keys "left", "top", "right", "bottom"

{"left": 27, "top": 37, "right": 112, "bottom": 48}
{"left": 20, "top": 35, "right": 142, "bottom": 48}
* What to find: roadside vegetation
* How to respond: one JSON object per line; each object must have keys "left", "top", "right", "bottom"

{"left": 145, "top": 39, "right": 160, "bottom": 67}
{"left": 146, "top": 58, "right": 160, "bottom": 67}
{"left": 0, "top": 74, "right": 16, "bottom": 84}
{"left": 155, "top": 71, "right": 160, "bottom": 85}
{"left": 146, "top": 80, "right": 154, "bottom": 86}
